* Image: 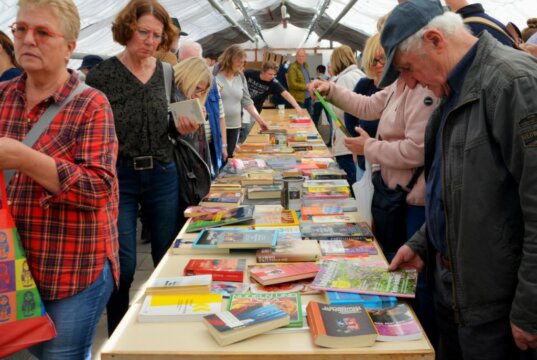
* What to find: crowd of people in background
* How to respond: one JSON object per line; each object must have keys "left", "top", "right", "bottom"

{"left": 0, "top": 0, "right": 536, "bottom": 358}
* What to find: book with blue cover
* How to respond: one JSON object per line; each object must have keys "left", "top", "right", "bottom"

{"left": 324, "top": 291, "right": 397, "bottom": 309}
{"left": 192, "top": 228, "right": 278, "bottom": 249}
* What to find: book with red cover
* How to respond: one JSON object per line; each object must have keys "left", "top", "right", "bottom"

{"left": 249, "top": 262, "right": 320, "bottom": 286}
{"left": 183, "top": 258, "right": 247, "bottom": 282}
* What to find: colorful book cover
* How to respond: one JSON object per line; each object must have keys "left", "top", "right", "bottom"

{"left": 368, "top": 304, "right": 423, "bottom": 341}
{"left": 227, "top": 292, "right": 303, "bottom": 328}
{"left": 138, "top": 293, "right": 223, "bottom": 322}
{"left": 319, "top": 239, "right": 378, "bottom": 256}
{"left": 324, "top": 291, "right": 398, "bottom": 309}
{"left": 300, "top": 222, "right": 374, "bottom": 240}
{"left": 183, "top": 258, "right": 247, "bottom": 282}
{"left": 211, "top": 282, "right": 250, "bottom": 298}
{"left": 306, "top": 301, "right": 378, "bottom": 348}
{"left": 186, "top": 206, "right": 254, "bottom": 232}
{"left": 249, "top": 280, "right": 320, "bottom": 295}
{"left": 200, "top": 191, "right": 243, "bottom": 206}
{"left": 311, "top": 214, "right": 357, "bottom": 223}
{"left": 253, "top": 210, "right": 299, "bottom": 227}
{"left": 308, "top": 168, "right": 347, "bottom": 180}
{"left": 192, "top": 228, "right": 278, "bottom": 249}
{"left": 301, "top": 205, "right": 344, "bottom": 220}
{"left": 256, "top": 240, "right": 321, "bottom": 263}
{"left": 249, "top": 262, "right": 320, "bottom": 286}
{"left": 184, "top": 205, "right": 240, "bottom": 218}
{"left": 310, "top": 259, "right": 418, "bottom": 298}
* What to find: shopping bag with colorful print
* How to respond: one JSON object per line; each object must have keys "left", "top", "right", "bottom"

{"left": 0, "top": 173, "right": 56, "bottom": 357}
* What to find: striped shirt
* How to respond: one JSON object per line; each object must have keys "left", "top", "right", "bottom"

{"left": 0, "top": 71, "right": 119, "bottom": 300}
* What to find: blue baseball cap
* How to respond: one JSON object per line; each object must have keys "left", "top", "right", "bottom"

{"left": 78, "top": 55, "right": 103, "bottom": 70}
{"left": 378, "top": 0, "right": 444, "bottom": 88}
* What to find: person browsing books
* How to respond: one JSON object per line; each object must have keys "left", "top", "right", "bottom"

{"left": 86, "top": 0, "right": 199, "bottom": 335}
{"left": 380, "top": 1, "right": 537, "bottom": 359}
{"left": 309, "top": 29, "right": 439, "bottom": 348}
{"left": 0, "top": 0, "right": 119, "bottom": 356}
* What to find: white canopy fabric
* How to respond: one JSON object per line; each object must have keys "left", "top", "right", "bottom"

{"left": 0, "top": 0, "right": 535, "bottom": 60}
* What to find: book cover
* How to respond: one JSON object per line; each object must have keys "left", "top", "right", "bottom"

{"left": 247, "top": 185, "right": 282, "bottom": 199}
{"left": 306, "top": 301, "right": 377, "bottom": 348}
{"left": 256, "top": 240, "right": 320, "bottom": 263}
{"left": 249, "top": 262, "right": 320, "bottom": 286}
{"left": 184, "top": 205, "right": 240, "bottom": 218}
{"left": 145, "top": 275, "right": 212, "bottom": 295}
{"left": 192, "top": 228, "right": 278, "bottom": 249}
{"left": 300, "top": 222, "right": 374, "bottom": 241}
{"left": 227, "top": 292, "right": 303, "bottom": 328}
{"left": 310, "top": 259, "right": 418, "bottom": 298}
{"left": 138, "top": 293, "right": 222, "bottom": 323}
{"left": 249, "top": 280, "right": 319, "bottom": 295}
{"left": 311, "top": 214, "right": 357, "bottom": 223}
{"left": 368, "top": 304, "right": 423, "bottom": 341}
{"left": 319, "top": 239, "right": 378, "bottom": 256}
{"left": 200, "top": 191, "right": 243, "bottom": 207}
{"left": 253, "top": 210, "right": 299, "bottom": 227}
{"left": 171, "top": 238, "right": 230, "bottom": 255}
{"left": 186, "top": 206, "right": 254, "bottom": 232}
{"left": 202, "top": 304, "right": 290, "bottom": 346}
{"left": 169, "top": 98, "right": 205, "bottom": 125}
{"left": 183, "top": 258, "right": 247, "bottom": 282}
{"left": 309, "top": 168, "right": 347, "bottom": 180}
{"left": 301, "top": 205, "right": 344, "bottom": 220}
{"left": 324, "top": 291, "right": 398, "bottom": 309}
{"left": 211, "top": 282, "right": 250, "bottom": 298}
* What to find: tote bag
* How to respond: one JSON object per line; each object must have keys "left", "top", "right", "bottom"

{"left": 0, "top": 173, "right": 56, "bottom": 357}
{"left": 352, "top": 160, "right": 374, "bottom": 226}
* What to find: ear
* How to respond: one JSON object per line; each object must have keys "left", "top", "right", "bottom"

{"left": 64, "top": 40, "right": 77, "bottom": 62}
{"left": 423, "top": 29, "right": 445, "bottom": 51}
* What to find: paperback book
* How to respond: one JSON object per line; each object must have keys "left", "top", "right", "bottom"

{"left": 227, "top": 292, "right": 303, "bottom": 328}
{"left": 138, "top": 293, "right": 222, "bottom": 323}
{"left": 252, "top": 210, "right": 299, "bottom": 227}
{"left": 145, "top": 275, "right": 212, "bottom": 295}
{"left": 368, "top": 303, "right": 423, "bottom": 341}
{"left": 306, "top": 301, "right": 378, "bottom": 348}
{"left": 310, "top": 259, "right": 418, "bottom": 298}
{"left": 185, "top": 206, "right": 254, "bottom": 232}
{"left": 200, "top": 191, "right": 243, "bottom": 208}
{"left": 249, "top": 280, "right": 319, "bottom": 295}
{"left": 319, "top": 239, "right": 378, "bottom": 256}
{"left": 202, "top": 304, "right": 290, "bottom": 346}
{"left": 183, "top": 258, "right": 247, "bottom": 282}
{"left": 192, "top": 228, "right": 278, "bottom": 249}
{"left": 300, "top": 222, "right": 374, "bottom": 241}
{"left": 256, "top": 240, "right": 321, "bottom": 263}
{"left": 211, "top": 282, "right": 250, "bottom": 298}
{"left": 249, "top": 262, "right": 320, "bottom": 286}
{"left": 171, "top": 238, "right": 230, "bottom": 255}
{"left": 300, "top": 205, "right": 344, "bottom": 220}
{"left": 184, "top": 205, "right": 241, "bottom": 218}
{"left": 324, "top": 291, "right": 398, "bottom": 309}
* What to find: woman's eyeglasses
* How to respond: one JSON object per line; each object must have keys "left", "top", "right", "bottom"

{"left": 10, "top": 22, "right": 64, "bottom": 43}
{"left": 372, "top": 56, "right": 387, "bottom": 67}
{"left": 136, "top": 28, "right": 163, "bottom": 43}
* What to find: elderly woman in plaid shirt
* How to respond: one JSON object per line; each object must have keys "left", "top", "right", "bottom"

{"left": 0, "top": 0, "right": 119, "bottom": 358}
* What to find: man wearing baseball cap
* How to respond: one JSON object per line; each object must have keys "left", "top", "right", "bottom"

{"left": 384, "top": 0, "right": 537, "bottom": 359}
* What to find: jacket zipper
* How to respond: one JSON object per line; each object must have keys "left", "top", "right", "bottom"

{"left": 440, "top": 97, "right": 477, "bottom": 326}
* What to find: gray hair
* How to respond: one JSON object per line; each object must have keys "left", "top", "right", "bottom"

{"left": 179, "top": 41, "right": 203, "bottom": 60}
{"left": 398, "top": 11, "right": 466, "bottom": 54}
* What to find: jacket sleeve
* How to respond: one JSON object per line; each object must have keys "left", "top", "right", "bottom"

{"left": 496, "top": 75, "right": 537, "bottom": 334}
{"left": 287, "top": 64, "right": 307, "bottom": 92}
{"left": 327, "top": 81, "right": 390, "bottom": 121}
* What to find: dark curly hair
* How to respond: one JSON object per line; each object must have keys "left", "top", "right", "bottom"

{"left": 111, "top": 0, "right": 178, "bottom": 52}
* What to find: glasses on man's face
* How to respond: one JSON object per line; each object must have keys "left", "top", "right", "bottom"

{"left": 372, "top": 56, "right": 387, "bottom": 67}
{"left": 10, "top": 22, "right": 64, "bottom": 43}
{"left": 136, "top": 28, "right": 163, "bottom": 43}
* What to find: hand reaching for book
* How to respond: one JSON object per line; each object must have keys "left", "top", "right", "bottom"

{"left": 308, "top": 79, "right": 330, "bottom": 98}
{"left": 387, "top": 245, "right": 424, "bottom": 273}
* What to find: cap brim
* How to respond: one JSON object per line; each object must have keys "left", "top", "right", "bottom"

{"left": 378, "top": 48, "right": 399, "bottom": 88}
{"left": 180, "top": 31, "right": 188, "bottom": 36}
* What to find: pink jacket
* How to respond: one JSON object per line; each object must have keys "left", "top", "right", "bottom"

{"left": 327, "top": 78, "right": 438, "bottom": 206}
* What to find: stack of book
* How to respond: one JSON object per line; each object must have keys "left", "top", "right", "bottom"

{"left": 303, "top": 179, "right": 351, "bottom": 201}
{"left": 300, "top": 222, "right": 374, "bottom": 241}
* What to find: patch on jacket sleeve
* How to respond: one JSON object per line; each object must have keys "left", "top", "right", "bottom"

{"left": 520, "top": 114, "right": 537, "bottom": 147}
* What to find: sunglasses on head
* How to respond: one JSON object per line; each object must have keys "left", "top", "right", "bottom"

{"left": 10, "top": 22, "right": 64, "bottom": 43}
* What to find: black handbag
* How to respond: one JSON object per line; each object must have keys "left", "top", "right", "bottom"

{"left": 371, "top": 167, "right": 423, "bottom": 253}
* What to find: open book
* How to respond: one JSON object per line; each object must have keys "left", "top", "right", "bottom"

{"left": 170, "top": 98, "right": 205, "bottom": 125}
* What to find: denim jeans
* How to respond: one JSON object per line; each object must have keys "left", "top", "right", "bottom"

{"left": 107, "top": 160, "right": 179, "bottom": 334}
{"left": 29, "top": 261, "right": 113, "bottom": 360}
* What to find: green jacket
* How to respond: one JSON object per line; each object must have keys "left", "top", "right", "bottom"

{"left": 407, "top": 32, "right": 537, "bottom": 334}
{"left": 287, "top": 62, "right": 310, "bottom": 103}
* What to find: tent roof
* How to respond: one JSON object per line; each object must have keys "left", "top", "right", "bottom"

{"left": 0, "top": 0, "right": 535, "bottom": 58}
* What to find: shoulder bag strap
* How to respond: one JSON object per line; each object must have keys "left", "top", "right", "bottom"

{"left": 463, "top": 16, "right": 517, "bottom": 47}
{"left": 405, "top": 166, "right": 424, "bottom": 191}
{"left": 162, "top": 62, "right": 173, "bottom": 105}
{"left": 4, "top": 82, "right": 89, "bottom": 184}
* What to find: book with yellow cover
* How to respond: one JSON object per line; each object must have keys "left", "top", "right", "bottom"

{"left": 138, "top": 293, "right": 223, "bottom": 322}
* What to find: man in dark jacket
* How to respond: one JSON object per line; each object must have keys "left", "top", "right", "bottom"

{"left": 381, "top": 1, "right": 537, "bottom": 359}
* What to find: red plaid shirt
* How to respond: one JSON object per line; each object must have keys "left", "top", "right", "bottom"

{"left": 0, "top": 71, "right": 119, "bottom": 301}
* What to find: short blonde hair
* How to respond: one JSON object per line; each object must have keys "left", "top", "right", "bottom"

{"left": 218, "top": 44, "right": 246, "bottom": 73}
{"left": 329, "top": 45, "right": 357, "bottom": 76}
{"left": 18, "top": 0, "right": 80, "bottom": 41}
{"left": 362, "top": 33, "right": 383, "bottom": 79}
{"left": 173, "top": 57, "right": 213, "bottom": 104}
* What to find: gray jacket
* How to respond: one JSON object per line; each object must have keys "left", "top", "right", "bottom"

{"left": 407, "top": 32, "right": 537, "bottom": 334}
